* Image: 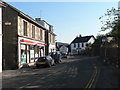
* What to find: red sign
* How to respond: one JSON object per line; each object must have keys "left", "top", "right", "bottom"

{"left": 21, "top": 40, "right": 45, "bottom": 46}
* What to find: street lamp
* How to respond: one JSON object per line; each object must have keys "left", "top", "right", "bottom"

{"left": 102, "top": 37, "right": 107, "bottom": 62}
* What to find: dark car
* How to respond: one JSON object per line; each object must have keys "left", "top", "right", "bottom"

{"left": 35, "top": 56, "right": 55, "bottom": 68}
{"left": 51, "top": 52, "right": 62, "bottom": 63}
{"left": 61, "top": 53, "right": 67, "bottom": 58}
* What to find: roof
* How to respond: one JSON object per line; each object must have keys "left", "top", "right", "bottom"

{"left": 0, "top": 1, "right": 6, "bottom": 7}
{"left": 56, "top": 42, "right": 69, "bottom": 47}
{"left": 2, "top": 1, "right": 46, "bottom": 30}
{"left": 71, "top": 35, "right": 95, "bottom": 43}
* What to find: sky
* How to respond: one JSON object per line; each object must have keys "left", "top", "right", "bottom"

{"left": 6, "top": 1, "right": 118, "bottom": 43}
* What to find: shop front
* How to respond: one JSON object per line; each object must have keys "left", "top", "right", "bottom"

{"left": 18, "top": 37, "right": 45, "bottom": 68}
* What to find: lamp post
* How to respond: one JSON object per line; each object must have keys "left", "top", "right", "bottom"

{"left": 102, "top": 37, "right": 107, "bottom": 62}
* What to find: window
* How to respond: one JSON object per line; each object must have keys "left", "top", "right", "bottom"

{"left": 32, "top": 25, "right": 35, "bottom": 38}
{"left": 23, "top": 21, "right": 27, "bottom": 36}
{"left": 53, "top": 35, "right": 55, "bottom": 43}
{"left": 40, "top": 29, "right": 43, "bottom": 40}
{"left": 50, "top": 34, "right": 51, "bottom": 43}
{"left": 51, "top": 35, "right": 54, "bottom": 43}
{"left": 78, "top": 43, "right": 80, "bottom": 48}
{"left": 82, "top": 43, "right": 84, "bottom": 47}
{"left": 74, "top": 43, "right": 76, "bottom": 48}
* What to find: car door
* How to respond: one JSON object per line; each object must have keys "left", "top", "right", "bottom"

{"left": 49, "top": 56, "right": 54, "bottom": 65}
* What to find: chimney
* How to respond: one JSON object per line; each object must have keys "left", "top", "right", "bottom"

{"left": 35, "top": 18, "right": 41, "bottom": 21}
{"left": 79, "top": 34, "right": 81, "bottom": 37}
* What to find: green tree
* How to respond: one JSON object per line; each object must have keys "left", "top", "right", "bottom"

{"left": 99, "top": 7, "right": 119, "bottom": 32}
{"left": 91, "top": 34, "right": 105, "bottom": 56}
{"left": 99, "top": 7, "right": 120, "bottom": 67}
{"left": 99, "top": 7, "right": 120, "bottom": 47}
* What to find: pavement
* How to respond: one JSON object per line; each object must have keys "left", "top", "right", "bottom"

{"left": 2, "top": 65, "right": 37, "bottom": 79}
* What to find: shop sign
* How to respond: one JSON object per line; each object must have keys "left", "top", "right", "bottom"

{"left": 21, "top": 45, "right": 25, "bottom": 50}
{"left": 21, "top": 39, "right": 45, "bottom": 46}
{"left": 5, "top": 22, "right": 11, "bottom": 25}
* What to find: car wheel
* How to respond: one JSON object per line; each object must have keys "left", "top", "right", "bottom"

{"left": 57, "top": 61, "right": 60, "bottom": 63}
{"left": 48, "top": 62, "right": 51, "bottom": 67}
{"left": 53, "top": 63, "right": 55, "bottom": 66}
{"left": 55, "top": 61, "right": 57, "bottom": 63}
{"left": 36, "top": 64, "right": 40, "bottom": 68}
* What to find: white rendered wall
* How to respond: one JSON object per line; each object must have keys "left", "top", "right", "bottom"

{"left": 88, "top": 37, "right": 95, "bottom": 44}
{"left": 59, "top": 45, "right": 68, "bottom": 54}
{"left": 49, "top": 44, "right": 56, "bottom": 53}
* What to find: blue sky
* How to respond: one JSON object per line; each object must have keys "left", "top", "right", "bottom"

{"left": 8, "top": 2, "right": 118, "bottom": 43}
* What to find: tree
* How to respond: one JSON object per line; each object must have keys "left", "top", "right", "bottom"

{"left": 99, "top": 7, "right": 120, "bottom": 47}
{"left": 90, "top": 34, "right": 105, "bottom": 56}
{"left": 99, "top": 7, "right": 119, "bottom": 32}
{"left": 99, "top": 7, "right": 120, "bottom": 67}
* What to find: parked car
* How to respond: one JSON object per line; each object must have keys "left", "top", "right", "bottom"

{"left": 51, "top": 52, "right": 62, "bottom": 63}
{"left": 35, "top": 56, "right": 55, "bottom": 68}
{"left": 61, "top": 53, "right": 67, "bottom": 58}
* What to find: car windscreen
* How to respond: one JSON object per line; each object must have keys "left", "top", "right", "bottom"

{"left": 38, "top": 57, "right": 46, "bottom": 62}
{"left": 46, "top": 56, "right": 53, "bottom": 60}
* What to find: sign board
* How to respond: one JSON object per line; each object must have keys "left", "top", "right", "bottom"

{"left": 21, "top": 45, "right": 25, "bottom": 50}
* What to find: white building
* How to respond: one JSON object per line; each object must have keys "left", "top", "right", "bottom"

{"left": 59, "top": 45, "right": 68, "bottom": 54}
{"left": 35, "top": 18, "right": 56, "bottom": 55}
{"left": 70, "top": 35, "right": 95, "bottom": 54}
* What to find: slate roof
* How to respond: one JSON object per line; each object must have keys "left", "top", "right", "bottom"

{"left": 56, "top": 42, "right": 69, "bottom": 47}
{"left": 71, "top": 35, "right": 95, "bottom": 43}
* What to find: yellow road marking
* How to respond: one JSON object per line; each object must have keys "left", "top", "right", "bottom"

{"left": 85, "top": 65, "right": 98, "bottom": 89}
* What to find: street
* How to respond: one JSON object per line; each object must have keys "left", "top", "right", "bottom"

{"left": 2, "top": 56, "right": 119, "bottom": 89}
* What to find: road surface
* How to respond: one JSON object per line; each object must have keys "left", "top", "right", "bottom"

{"left": 2, "top": 56, "right": 119, "bottom": 89}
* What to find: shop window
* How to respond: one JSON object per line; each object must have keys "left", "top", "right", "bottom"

{"left": 27, "top": 45, "right": 30, "bottom": 63}
{"left": 21, "top": 44, "right": 27, "bottom": 64}
{"left": 35, "top": 46, "right": 39, "bottom": 61}
{"left": 30, "top": 45, "right": 34, "bottom": 62}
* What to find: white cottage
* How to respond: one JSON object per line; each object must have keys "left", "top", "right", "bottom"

{"left": 70, "top": 35, "right": 95, "bottom": 54}
{"left": 59, "top": 45, "right": 68, "bottom": 54}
